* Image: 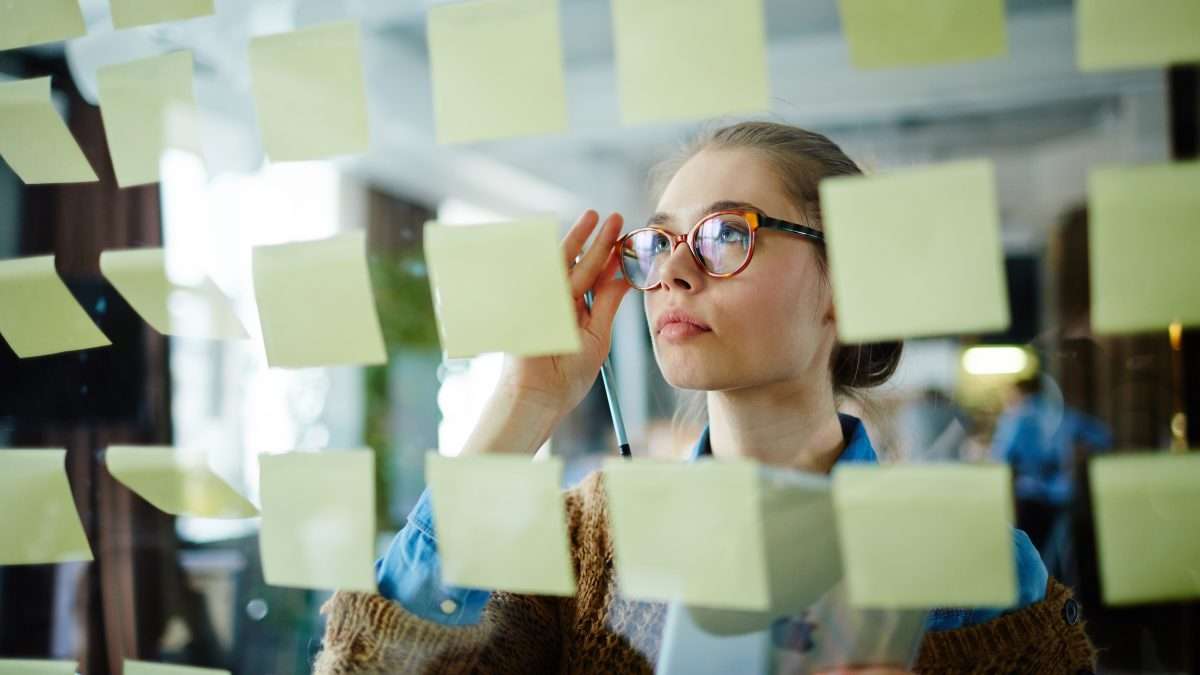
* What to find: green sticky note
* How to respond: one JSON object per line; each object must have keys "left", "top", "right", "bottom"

{"left": 0, "top": 255, "right": 111, "bottom": 358}
{"left": 101, "top": 248, "right": 247, "bottom": 339}
{"left": 97, "top": 52, "right": 200, "bottom": 187}
{"left": 0, "top": 660, "right": 78, "bottom": 675}
{"left": 123, "top": 661, "right": 228, "bottom": 675}
{"left": 424, "top": 219, "right": 580, "bottom": 358}
{"left": 109, "top": 0, "right": 214, "bottom": 29}
{"left": 836, "top": 0, "right": 1007, "bottom": 69}
{"left": 0, "top": 77, "right": 98, "bottom": 184}
{"left": 0, "top": 449, "right": 93, "bottom": 565}
{"left": 1088, "top": 161, "right": 1200, "bottom": 334}
{"left": 820, "top": 159, "right": 1009, "bottom": 343}
{"left": 832, "top": 464, "right": 1016, "bottom": 608}
{"left": 248, "top": 21, "right": 370, "bottom": 161}
{"left": 105, "top": 446, "right": 257, "bottom": 519}
{"left": 611, "top": 0, "right": 770, "bottom": 125}
{"left": 258, "top": 450, "right": 375, "bottom": 592}
{"left": 426, "top": 452, "right": 576, "bottom": 596}
{"left": 428, "top": 0, "right": 568, "bottom": 144}
{"left": 251, "top": 231, "right": 386, "bottom": 368}
{"left": 0, "top": 0, "right": 86, "bottom": 51}
{"left": 1090, "top": 453, "right": 1200, "bottom": 605}
{"left": 1077, "top": 0, "right": 1200, "bottom": 71}
{"left": 603, "top": 458, "right": 770, "bottom": 610}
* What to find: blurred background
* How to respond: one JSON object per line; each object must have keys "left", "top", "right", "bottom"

{"left": 0, "top": 0, "right": 1197, "bottom": 673}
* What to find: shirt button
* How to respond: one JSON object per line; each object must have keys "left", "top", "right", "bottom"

{"left": 440, "top": 599, "right": 458, "bottom": 615}
{"left": 1062, "top": 598, "right": 1081, "bottom": 625}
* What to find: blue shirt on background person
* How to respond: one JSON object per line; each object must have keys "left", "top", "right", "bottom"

{"left": 991, "top": 393, "right": 1113, "bottom": 506}
{"left": 375, "top": 414, "right": 1048, "bottom": 632}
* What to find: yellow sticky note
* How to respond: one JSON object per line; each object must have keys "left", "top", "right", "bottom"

{"left": 836, "top": 0, "right": 1007, "bottom": 69}
{"left": 123, "top": 661, "right": 229, "bottom": 675}
{"left": 426, "top": 452, "right": 576, "bottom": 596}
{"left": 1077, "top": 0, "right": 1200, "bottom": 71}
{"left": 97, "top": 52, "right": 200, "bottom": 187}
{"left": 832, "top": 464, "right": 1016, "bottom": 608}
{"left": 251, "top": 231, "right": 386, "bottom": 368}
{"left": 611, "top": 0, "right": 770, "bottom": 125}
{"left": 424, "top": 219, "right": 580, "bottom": 358}
{"left": 0, "top": 660, "right": 77, "bottom": 675}
{"left": 258, "top": 450, "right": 375, "bottom": 592}
{"left": 0, "top": 0, "right": 86, "bottom": 51}
{"left": 248, "top": 21, "right": 370, "bottom": 161}
{"left": 0, "top": 255, "right": 111, "bottom": 358}
{"left": 100, "top": 248, "right": 247, "bottom": 339}
{"left": 0, "top": 449, "right": 93, "bottom": 565}
{"left": 820, "top": 159, "right": 1009, "bottom": 343}
{"left": 1090, "top": 453, "right": 1200, "bottom": 605}
{"left": 1088, "top": 162, "right": 1200, "bottom": 334}
{"left": 603, "top": 458, "right": 770, "bottom": 610}
{"left": 0, "top": 77, "right": 98, "bottom": 184}
{"left": 106, "top": 446, "right": 257, "bottom": 519}
{"left": 427, "top": 0, "right": 568, "bottom": 144}
{"left": 109, "top": 0, "right": 214, "bottom": 29}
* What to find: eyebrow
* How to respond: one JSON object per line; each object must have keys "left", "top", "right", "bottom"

{"left": 647, "top": 200, "right": 762, "bottom": 229}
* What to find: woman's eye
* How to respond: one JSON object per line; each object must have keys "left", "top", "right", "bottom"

{"left": 719, "top": 225, "right": 747, "bottom": 244}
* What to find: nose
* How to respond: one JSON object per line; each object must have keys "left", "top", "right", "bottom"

{"left": 654, "top": 233, "right": 705, "bottom": 292}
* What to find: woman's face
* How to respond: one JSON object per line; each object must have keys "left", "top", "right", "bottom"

{"left": 644, "top": 147, "right": 837, "bottom": 393}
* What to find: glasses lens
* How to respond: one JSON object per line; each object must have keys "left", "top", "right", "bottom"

{"left": 694, "top": 213, "right": 752, "bottom": 275}
{"left": 620, "top": 229, "right": 672, "bottom": 289}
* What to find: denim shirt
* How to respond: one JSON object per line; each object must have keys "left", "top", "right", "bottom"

{"left": 375, "top": 414, "right": 1048, "bottom": 631}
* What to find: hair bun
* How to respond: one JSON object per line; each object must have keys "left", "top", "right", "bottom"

{"left": 832, "top": 340, "right": 903, "bottom": 391}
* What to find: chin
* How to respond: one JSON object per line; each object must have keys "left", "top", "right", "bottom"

{"left": 656, "top": 357, "right": 725, "bottom": 391}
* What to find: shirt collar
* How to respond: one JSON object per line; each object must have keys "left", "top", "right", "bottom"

{"left": 689, "top": 413, "right": 878, "bottom": 465}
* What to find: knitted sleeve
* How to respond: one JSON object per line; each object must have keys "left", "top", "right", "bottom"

{"left": 311, "top": 480, "right": 591, "bottom": 675}
{"left": 913, "top": 578, "right": 1098, "bottom": 674}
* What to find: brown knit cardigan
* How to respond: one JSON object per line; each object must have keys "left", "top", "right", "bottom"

{"left": 313, "top": 471, "right": 1098, "bottom": 674}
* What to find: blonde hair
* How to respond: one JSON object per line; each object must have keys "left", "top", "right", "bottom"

{"left": 652, "top": 121, "right": 904, "bottom": 436}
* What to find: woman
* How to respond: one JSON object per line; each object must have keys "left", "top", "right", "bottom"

{"left": 314, "top": 122, "right": 1097, "bottom": 674}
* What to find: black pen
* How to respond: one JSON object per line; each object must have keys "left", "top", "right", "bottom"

{"left": 584, "top": 289, "right": 632, "bottom": 458}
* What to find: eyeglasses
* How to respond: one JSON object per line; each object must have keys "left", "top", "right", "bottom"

{"left": 616, "top": 208, "right": 825, "bottom": 291}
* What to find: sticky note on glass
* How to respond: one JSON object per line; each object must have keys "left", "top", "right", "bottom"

{"left": 427, "top": 0, "right": 568, "bottom": 144}
{"left": 258, "top": 450, "right": 375, "bottom": 591}
{"left": 1088, "top": 162, "right": 1200, "bottom": 334}
{"left": 101, "top": 248, "right": 246, "bottom": 339}
{"left": 248, "top": 21, "right": 369, "bottom": 161}
{"left": 836, "top": 0, "right": 1007, "bottom": 69}
{"left": 109, "top": 0, "right": 215, "bottom": 29}
{"left": 0, "top": 449, "right": 93, "bottom": 565}
{"left": 97, "top": 52, "right": 200, "bottom": 187}
{"left": 123, "top": 661, "right": 229, "bottom": 675}
{"left": 0, "top": 77, "right": 98, "bottom": 184}
{"left": 0, "top": 255, "right": 111, "bottom": 358}
{"left": 611, "top": 0, "right": 769, "bottom": 125}
{"left": 820, "top": 159, "right": 1009, "bottom": 343}
{"left": 1077, "top": 0, "right": 1200, "bottom": 71}
{"left": 105, "top": 446, "right": 257, "bottom": 519}
{"left": 832, "top": 464, "right": 1016, "bottom": 608}
{"left": 0, "top": 0, "right": 86, "bottom": 51}
{"left": 1090, "top": 453, "right": 1200, "bottom": 605}
{"left": 424, "top": 219, "right": 580, "bottom": 358}
{"left": 0, "top": 660, "right": 78, "bottom": 675}
{"left": 604, "top": 458, "right": 770, "bottom": 610}
{"left": 426, "top": 452, "right": 575, "bottom": 596}
{"left": 251, "top": 230, "right": 386, "bottom": 368}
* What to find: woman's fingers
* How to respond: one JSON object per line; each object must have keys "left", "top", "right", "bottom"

{"left": 569, "top": 212, "right": 623, "bottom": 298}
{"left": 561, "top": 209, "right": 600, "bottom": 269}
{"left": 583, "top": 250, "right": 632, "bottom": 340}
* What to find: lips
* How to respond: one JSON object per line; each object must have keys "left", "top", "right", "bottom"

{"left": 654, "top": 310, "right": 711, "bottom": 335}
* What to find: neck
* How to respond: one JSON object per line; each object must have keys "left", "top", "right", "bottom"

{"left": 705, "top": 380, "right": 845, "bottom": 474}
